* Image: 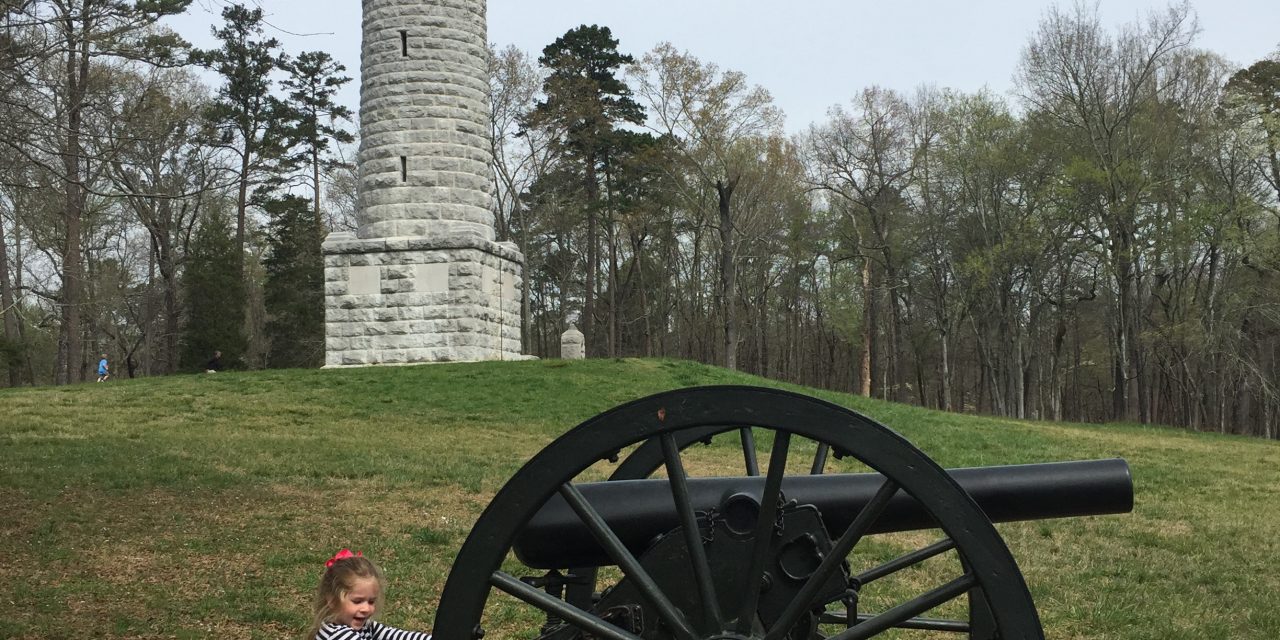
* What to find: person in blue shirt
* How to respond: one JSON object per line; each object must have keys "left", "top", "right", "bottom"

{"left": 96, "top": 353, "right": 110, "bottom": 382}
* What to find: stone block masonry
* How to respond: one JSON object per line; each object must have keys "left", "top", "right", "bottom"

{"left": 357, "top": 0, "right": 495, "bottom": 241}
{"left": 322, "top": 0, "right": 528, "bottom": 366}
{"left": 324, "top": 233, "right": 523, "bottom": 366}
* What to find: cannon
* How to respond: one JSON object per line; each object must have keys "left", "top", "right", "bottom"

{"left": 435, "top": 386, "right": 1134, "bottom": 640}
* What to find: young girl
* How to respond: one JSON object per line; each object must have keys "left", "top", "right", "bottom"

{"left": 308, "top": 549, "right": 432, "bottom": 640}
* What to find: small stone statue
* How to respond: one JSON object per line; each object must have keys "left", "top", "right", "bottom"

{"left": 561, "top": 325, "right": 585, "bottom": 360}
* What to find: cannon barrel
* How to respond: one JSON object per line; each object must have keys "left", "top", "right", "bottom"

{"left": 514, "top": 458, "right": 1132, "bottom": 569}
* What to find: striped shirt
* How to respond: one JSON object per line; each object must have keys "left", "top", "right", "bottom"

{"left": 315, "top": 621, "right": 432, "bottom": 640}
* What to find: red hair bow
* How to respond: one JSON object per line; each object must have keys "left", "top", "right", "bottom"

{"left": 325, "top": 548, "right": 363, "bottom": 568}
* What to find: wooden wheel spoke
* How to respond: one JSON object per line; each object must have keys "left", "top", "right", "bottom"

{"left": 558, "top": 482, "right": 698, "bottom": 640}
{"left": 661, "top": 433, "right": 725, "bottom": 630}
{"left": 490, "top": 571, "right": 645, "bottom": 640}
{"left": 829, "top": 573, "right": 978, "bottom": 640}
{"left": 739, "top": 427, "right": 760, "bottom": 476}
{"left": 820, "top": 609, "right": 971, "bottom": 634}
{"left": 810, "top": 442, "right": 830, "bottom": 474}
{"left": 734, "top": 431, "right": 791, "bottom": 633}
{"left": 855, "top": 538, "right": 957, "bottom": 586}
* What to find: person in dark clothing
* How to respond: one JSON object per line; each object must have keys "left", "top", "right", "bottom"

{"left": 205, "top": 350, "right": 224, "bottom": 373}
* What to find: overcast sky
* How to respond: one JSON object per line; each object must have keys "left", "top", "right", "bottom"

{"left": 168, "top": 0, "right": 1280, "bottom": 133}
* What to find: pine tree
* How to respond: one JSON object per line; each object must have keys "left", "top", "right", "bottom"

{"left": 262, "top": 194, "right": 323, "bottom": 368}
{"left": 181, "top": 210, "right": 246, "bottom": 371}
{"left": 191, "top": 3, "right": 289, "bottom": 282}
{"left": 280, "top": 50, "right": 354, "bottom": 235}
{"left": 524, "top": 25, "right": 645, "bottom": 355}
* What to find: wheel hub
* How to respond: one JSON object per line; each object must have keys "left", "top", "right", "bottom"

{"left": 591, "top": 497, "right": 846, "bottom": 640}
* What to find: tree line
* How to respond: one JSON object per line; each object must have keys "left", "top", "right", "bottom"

{"left": 2, "top": 1, "right": 351, "bottom": 380}
{"left": 2, "top": 2, "right": 1278, "bottom": 438}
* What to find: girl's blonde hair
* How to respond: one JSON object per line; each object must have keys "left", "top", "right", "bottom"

{"left": 306, "top": 555, "right": 387, "bottom": 640}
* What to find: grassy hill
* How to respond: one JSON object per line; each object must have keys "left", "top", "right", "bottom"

{"left": 2, "top": 358, "right": 1277, "bottom": 639}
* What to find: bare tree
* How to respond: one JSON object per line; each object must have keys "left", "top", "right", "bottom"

{"left": 1017, "top": 1, "right": 1197, "bottom": 421}
{"left": 490, "top": 44, "right": 557, "bottom": 352}
{"left": 104, "top": 68, "right": 214, "bottom": 373}
{"left": 631, "top": 42, "right": 782, "bottom": 370}
{"left": 805, "top": 87, "right": 914, "bottom": 399}
{"left": 4, "top": 0, "right": 190, "bottom": 383}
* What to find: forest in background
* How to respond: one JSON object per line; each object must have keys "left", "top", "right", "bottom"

{"left": 2, "top": 1, "right": 1278, "bottom": 438}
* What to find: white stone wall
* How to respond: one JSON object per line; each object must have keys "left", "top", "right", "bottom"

{"left": 324, "top": 233, "right": 525, "bottom": 366}
{"left": 358, "top": 0, "right": 494, "bottom": 241}
{"left": 325, "top": 0, "right": 529, "bottom": 366}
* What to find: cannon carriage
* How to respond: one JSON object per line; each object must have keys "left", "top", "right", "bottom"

{"left": 434, "top": 386, "right": 1133, "bottom": 640}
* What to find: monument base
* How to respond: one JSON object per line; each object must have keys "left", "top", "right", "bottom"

{"left": 322, "top": 232, "right": 528, "bottom": 366}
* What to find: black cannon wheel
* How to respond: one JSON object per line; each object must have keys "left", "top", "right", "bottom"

{"left": 435, "top": 386, "right": 1044, "bottom": 640}
{"left": 607, "top": 423, "right": 833, "bottom": 480}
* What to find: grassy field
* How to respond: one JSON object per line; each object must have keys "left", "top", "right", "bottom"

{"left": 1, "top": 358, "right": 1278, "bottom": 639}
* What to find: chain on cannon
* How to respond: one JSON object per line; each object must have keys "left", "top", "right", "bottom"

{"left": 433, "top": 386, "right": 1134, "bottom": 640}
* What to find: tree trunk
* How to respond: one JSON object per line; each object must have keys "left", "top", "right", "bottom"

{"left": 608, "top": 219, "right": 617, "bottom": 357}
{"left": 1112, "top": 226, "right": 1141, "bottom": 422}
{"left": 638, "top": 238, "right": 652, "bottom": 357}
{"left": 1050, "top": 313, "right": 1068, "bottom": 422}
{"left": 313, "top": 147, "right": 323, "bottom": 236}
{"left": 0, "top": 206, "right": 20, "bottom": 387}
{"left": 160, "top": 240, "right": 180, "bottom": 374}
{"left": 13, "top": 212, "right": 34, "bottom": 384}
{"left": 237, "top": 151, "right": 250, "bottom": 281}
{"left": 860, "top": 256, "right": 873, "bottom": 397}
{"left": 689, "top": 229, "right": 702, "bottom": 360}
{"left": 1132, "top": 259, "right": 1149, "bottom": 424}
{"left": 752, "top": 284, "right": 762, "bottom": 373}
{"left": 583, "top": 160, "right": 598, "bottom": 357}
{"left": 57, "top": 25, "right": 90, "bottom": 385}
{"left": 885, "top": 262, "right": 905, "bottom": 403}
{"left": 1112, "top": 278, "right": 1130, "bottom": 421}
{"left": 939, "top": 321, "right": 951, "bottom": 412}
{"left": 717, "top": 177, "right": 739, "bottom": 371}
{"left": 520, "top": 210, "right": 531, "bottom": 354}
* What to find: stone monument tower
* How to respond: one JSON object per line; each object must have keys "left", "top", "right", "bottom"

{"left": 323, "top": 0, "right": 524, "bottom": 366}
